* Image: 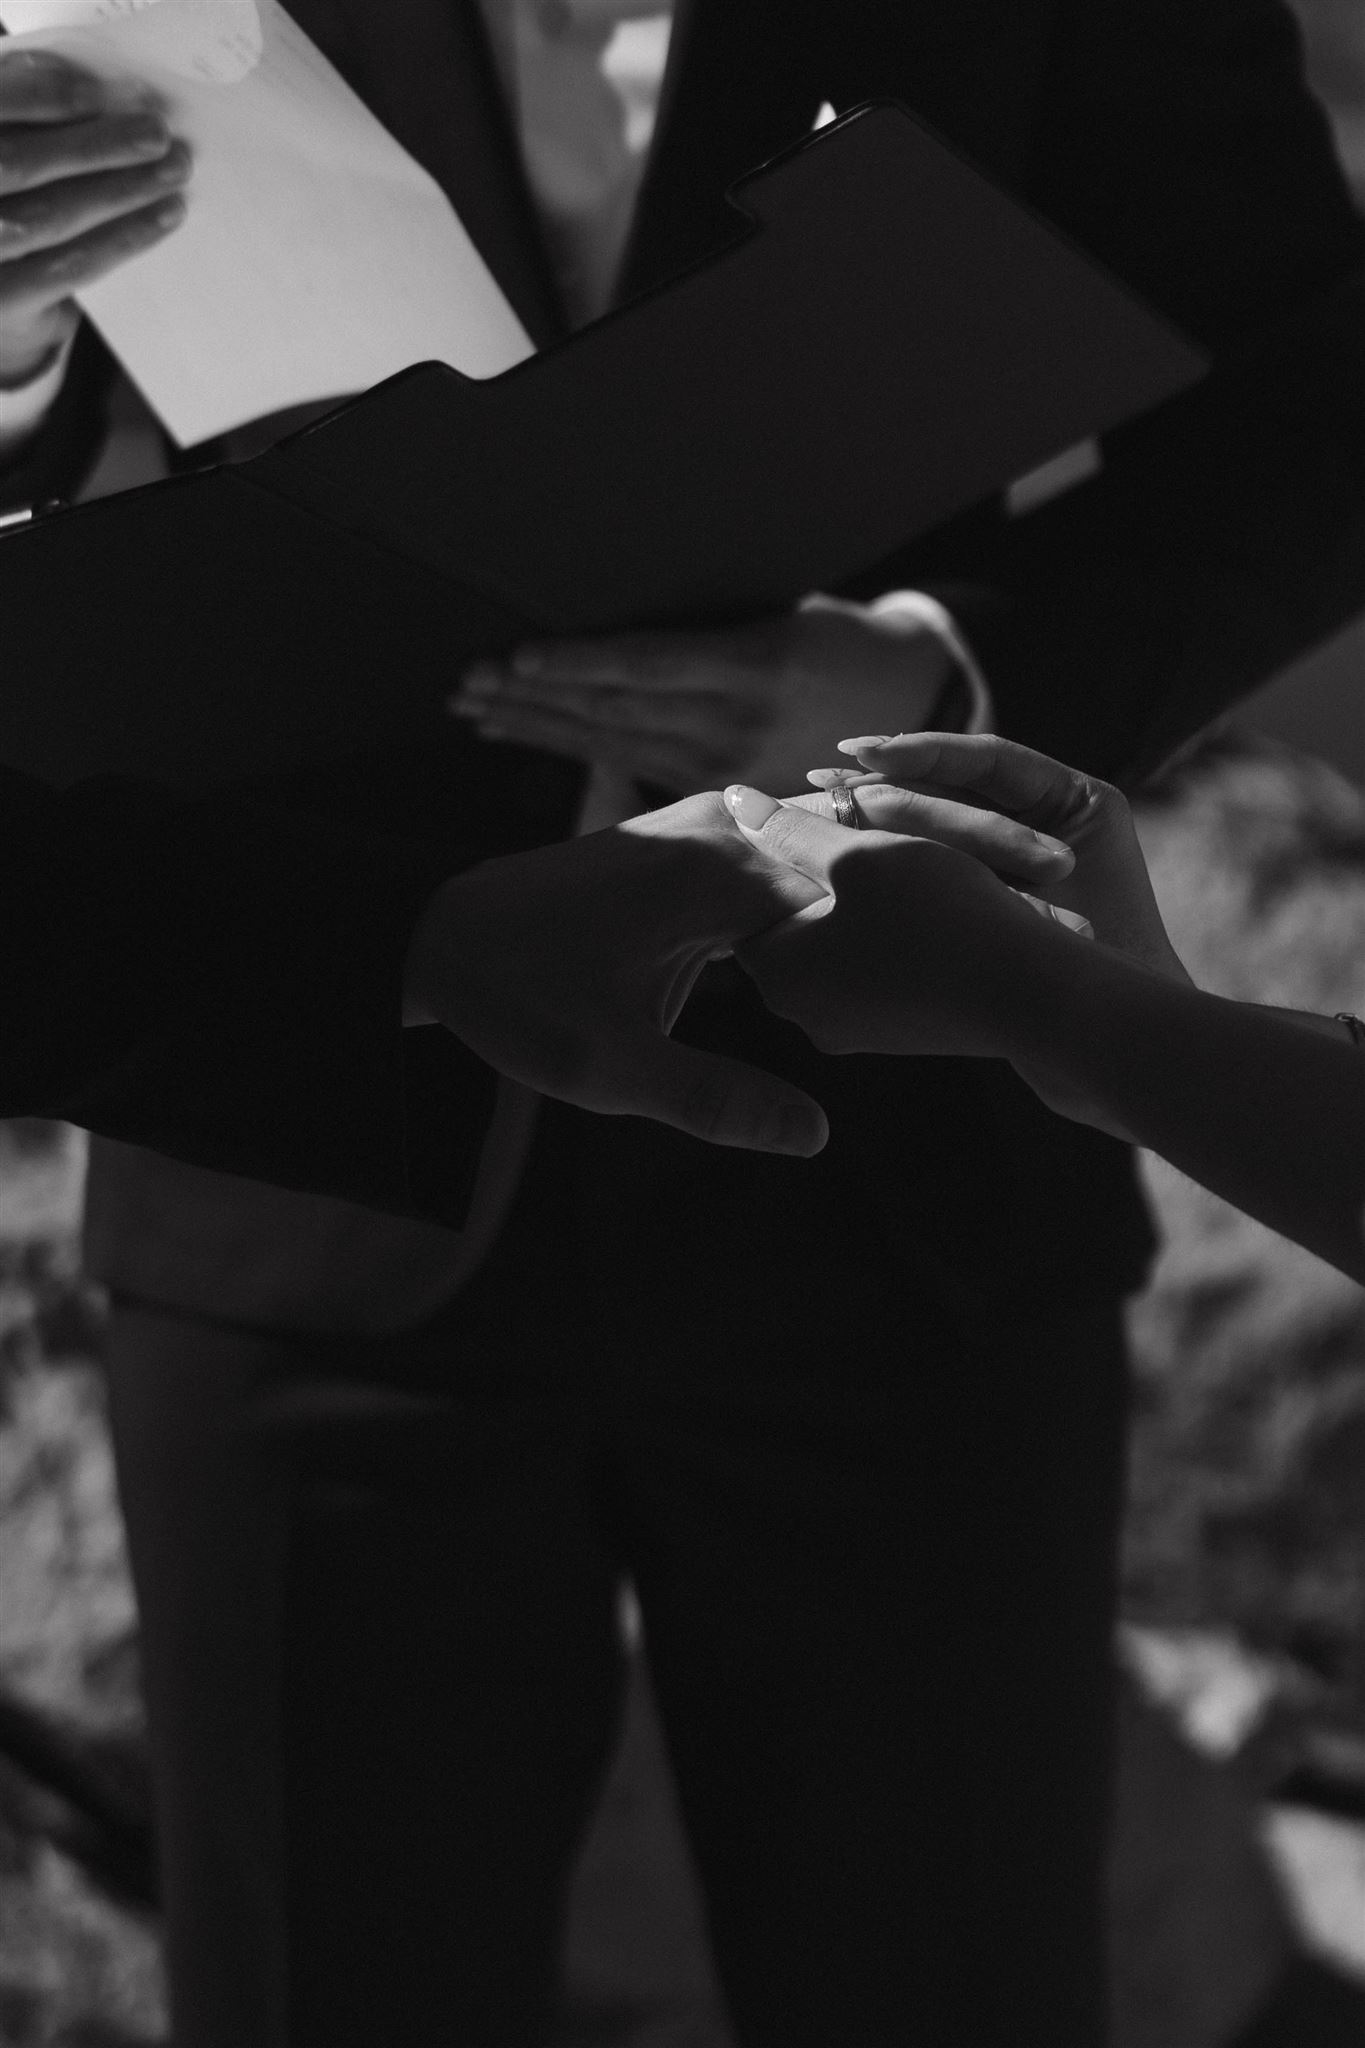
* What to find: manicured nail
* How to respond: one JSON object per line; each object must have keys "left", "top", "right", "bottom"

{"left": 838, "top": 735, "right": 892, "bottom": 754}
{"left": 808, "top": 767, "right": 880, "bottom": 788}
{"left": 724, "top": 785, "right": 781, "bottom": 830}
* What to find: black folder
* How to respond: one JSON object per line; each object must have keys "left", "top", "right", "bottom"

{"left": 0, "top": 103, "right": 1205, "bottom": 792}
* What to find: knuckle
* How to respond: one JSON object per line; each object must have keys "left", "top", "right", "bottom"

{"left": 857, "top": 784, "right": 921, "bottom": 829}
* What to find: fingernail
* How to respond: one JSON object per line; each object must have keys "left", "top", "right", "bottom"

{"left": 128, "top": 118, "right": 172, "bottom": 157}
{"left": 152, "top": 141, "right": 191, "bottom": 184}
{"left": 1034, "top": 833, "right": 1075, "bottom": 864}
{"left": 808, "top": 767, "right": 878, "bottom": 788}
{"left": 838, "top": 735, "right": 892, "bottom": 754}
{"left": 151, "top": 197, "right": 185, "bottom": 230}
{"left": 460, "top": 664, "right": 499, "bottom": 699}
{"left": 510, "top": 648, "right": 544, "bottom": 678}
{"left": 767, "top": 1099, "right": 827, "bottom": 1156}
{"left": 724, "top": 785, "right": 781, "bottom": 830}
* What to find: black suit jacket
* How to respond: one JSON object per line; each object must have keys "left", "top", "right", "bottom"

{"left": 44, "top": 0, "right": 1365, "bottom": 1330}
{"left": 0, "top": 764, "right": 495, "bottom": 1210}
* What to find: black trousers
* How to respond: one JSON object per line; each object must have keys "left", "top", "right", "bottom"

{"left": 105, "top": 1097, "right": 1130, "bottom": 2047}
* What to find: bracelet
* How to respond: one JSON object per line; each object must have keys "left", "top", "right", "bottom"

{"left": 1334, "top": 1012, "right": 1365, "bottom": 1050}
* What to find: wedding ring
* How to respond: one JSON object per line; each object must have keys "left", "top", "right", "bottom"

{"left": 829, "top": 782, "right": 861, "bottom": 830}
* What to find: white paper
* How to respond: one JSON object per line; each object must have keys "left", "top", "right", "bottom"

{"left": 0, "top": 0, "right": 535, "bottom": 442}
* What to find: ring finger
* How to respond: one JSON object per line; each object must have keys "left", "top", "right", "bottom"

{"left": 791, "top": 782, "right": 1077, "bottom": 884}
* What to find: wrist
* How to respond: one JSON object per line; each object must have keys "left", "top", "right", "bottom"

{"left": 990, "top": 919, "right": 1122, "bottom": 1069}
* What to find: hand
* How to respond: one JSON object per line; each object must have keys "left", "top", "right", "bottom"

{"left": 724, "top": 786, "right": 1069, "bottom": 1060}
{"left": 0, "top": 48, "right": 189, "bottom": 392}
{"left": 402, "top": 790, "right": 830, "bottom": 1154}
{"left": 449, "top": 595, "right": 956, "bottom": 796}
{"left": 819, "top": 730, "right": 1189, "bottom": 982}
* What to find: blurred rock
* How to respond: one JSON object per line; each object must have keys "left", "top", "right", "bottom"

{"left": 1109, "top": 1664, "right": 1293, "bottom": 2048}
{"left": 1127, "top": 733, "right": 1365, "bottom": 1721}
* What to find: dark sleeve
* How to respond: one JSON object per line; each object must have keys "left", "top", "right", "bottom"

{"left": 869, "top": 0, "right": 1365, "bottom": 787}
{"left": 0, "top": 765, "right": 498, "bottom": 1217}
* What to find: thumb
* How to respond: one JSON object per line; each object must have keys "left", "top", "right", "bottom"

{"left": 617, "top": 1030, "right": 828, "bottom": 1156}
{"left": 724, "top": 785, "right": 852, "bottom": 890}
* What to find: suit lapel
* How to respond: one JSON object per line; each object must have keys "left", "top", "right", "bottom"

{"left": 620, "top": 0, "right": 825, "bottom": 302}
{"left": 283, "top": 0, "right": 568, "bottom": 344}
{"left": 622, "top": 0, "right": 1063, "bottom": 302}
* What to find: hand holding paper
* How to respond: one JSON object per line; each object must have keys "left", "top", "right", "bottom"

{"left": 0, "top": 0, "right": 533, "bottom": 443}
{"left": 0, "top": 40, "right": 186, "bottom": 400}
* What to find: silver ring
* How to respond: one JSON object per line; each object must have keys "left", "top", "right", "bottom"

{"left": 829, "top": 782, "right": 861, "bottom": 830}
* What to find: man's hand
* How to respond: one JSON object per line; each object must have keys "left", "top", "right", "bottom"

{"left": 449, "top": 596, "right": 956, "bottom": 795}
{"left": 0, "top": 48, "right": 188, "bottom": 390}
{"left": 402, "top": 790, "right": 830, "bottom": 1154}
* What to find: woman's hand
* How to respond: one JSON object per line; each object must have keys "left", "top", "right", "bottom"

{"left": 724, "top": 786, "right": 1079, "bottom": 1062}
{"left": 448, "top": 596, "right": 957, "bottom": 795}
{"left": 813, "top": 730, "right": 1189, "bottom": 984}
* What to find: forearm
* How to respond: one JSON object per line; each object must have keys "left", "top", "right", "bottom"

{"left": 1012, "top": 941, "right": 1365, "bottom": 1279}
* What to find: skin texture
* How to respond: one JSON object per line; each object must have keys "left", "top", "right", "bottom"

{"left": 813, "top": 729, "right": 1189, "bottom": 979}
{"left": 449, "top": 595, "right": 957, "bottom": 797}
{"left": 725, "top": 734, "right": 1365, "bottom": 1280}
{"left": 403, "top": 788, "right": 830, "bottom": 1155}
{"left": 0, "top": 48, "right": 187, "bottom": 394}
